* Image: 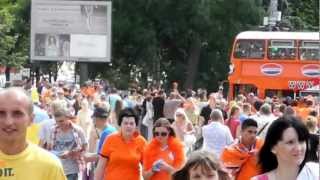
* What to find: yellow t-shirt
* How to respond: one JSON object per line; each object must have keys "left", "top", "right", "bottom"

{"left": 26, "top": 123, "right": 41, "bottom": 145}
{"left": 0, "top": 143, "right": 66, "bottom": 180}
{"left": 31, "top": 88, "right": 40, "bottom": 104}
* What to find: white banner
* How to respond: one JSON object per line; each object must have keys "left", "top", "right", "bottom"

{"left": 10, "top": 72, "right": 22, "bottom": 81}
{"left": 70, "top": 34, "right": 107, "bottom": 58}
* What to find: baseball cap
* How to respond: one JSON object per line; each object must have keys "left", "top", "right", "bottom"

{"left": 92, "top": 107, "right": 109, "bottom": 118}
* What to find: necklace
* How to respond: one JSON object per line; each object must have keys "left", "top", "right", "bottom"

{"left": 160, "top": 144, "right": 168, "bottom": 151}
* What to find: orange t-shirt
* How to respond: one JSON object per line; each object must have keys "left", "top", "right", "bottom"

{"left": 221, "top": 138, "right": 264, "bottom": 180}
{"left": 100, "top": 132, "right": 147, "bottom": 180}
{"left": 143, "top": 137, "right": 185, "bottom": 180}
{"left": 296, "top": 107, "right": 312, "bottom": 121}
{"left": 81, "top": 86, "right": 96, "bottom": 97}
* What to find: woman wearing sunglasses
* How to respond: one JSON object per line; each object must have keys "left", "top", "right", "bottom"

{"left": 143, "top": 118, "right": 186, "bottom": 180}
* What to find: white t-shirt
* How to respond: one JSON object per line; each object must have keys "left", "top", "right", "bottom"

{"left": 39, "top": 118, "right": 56, "bottom": 144}
{"left": 297, "top": 162, "right": 319, "bottom": 180}
{"left": 202, "top": 121, "right": 234, "bottom": 156}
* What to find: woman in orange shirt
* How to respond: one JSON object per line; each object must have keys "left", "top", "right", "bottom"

{"left": 94, "top": 108, "right": 147, "bottom": 180}
{"left": 143, "top": 118, "right": 186, "bottom": 180}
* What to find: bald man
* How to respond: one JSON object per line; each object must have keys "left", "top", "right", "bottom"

{"left": 0, "top": 87, "right": 66, "bottom": 179}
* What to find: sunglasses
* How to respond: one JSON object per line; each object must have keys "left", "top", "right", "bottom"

{"left": 154, "top": 132, "right": 168, "bottom": 137}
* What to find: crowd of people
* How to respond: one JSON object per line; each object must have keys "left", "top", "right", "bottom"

{"left": 0, "top": 78, "right": 319, "bottom": 180}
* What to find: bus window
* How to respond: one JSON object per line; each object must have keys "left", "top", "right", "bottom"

{"left": 268, "top": 40, "right": 296, "bottom": 60}
{"left": 234, "top": 40, "right": 264, "bottom": 59}
{"left": 234, "top": 84, "right": 257, "bottom": 97}
{"left": 299, "top": 41, "right": 320, "bottom": 61}
{"left": 299, "top": 90, "right": 320, "bottom": 98}
{"left": 265, "top": 89, "right": 294, "bottom": 98}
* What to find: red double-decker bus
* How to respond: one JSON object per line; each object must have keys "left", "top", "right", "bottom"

{"left": 228, "top": 31, "right": 320, "bottom": 99}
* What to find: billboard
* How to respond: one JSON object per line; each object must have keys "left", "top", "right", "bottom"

{"left": 31, "top": 0, "right": 112, "bottom": 62}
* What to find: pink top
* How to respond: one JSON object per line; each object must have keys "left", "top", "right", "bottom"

{"left": 255, "top": 174, "right": 268, "bottom": 180}
{"left": 226, "top": 117, "right": 240, "bottom": 138}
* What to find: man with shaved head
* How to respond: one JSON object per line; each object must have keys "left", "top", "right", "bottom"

{"left": 202, "top": 109, "right": 234, "bottom": 156}
{"left": 0, "top": 87, "right": 66, "bottom": 179}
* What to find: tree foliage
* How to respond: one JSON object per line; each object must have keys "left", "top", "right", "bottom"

{"left": 1, "top": 0, "right": 319, "bottom": 90}
{"left": 0, "top": 0, "right": 29, "bottom": 68}
{"left": 93, "top": 0, "right": 265, "bottom": 90}
{"left": 264, "top": 0, "right": 319, "bottom": 31}
{"left": 287, "top": 0, "right": 319, "bottom": 31}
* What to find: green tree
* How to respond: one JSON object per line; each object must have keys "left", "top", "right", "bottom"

{"left": 264, "top": 0, "right": 319, "bottom": 31}
{"left": 74, "top": 0, "right": 319, "bottom": 90}
{"left": 96, "top": 0, "right": 264, "bottom": 91}
{"left": 0, "top": 1, "right": 17, "bottom": 66}
{"left": 0, "top": 0, "right": 29, "bottom": 73}
{"left": 287, "top": 0, "right": 319, "bottom": 30}
{"left": 3, "top": 0, "right": 317, "bottom": 90}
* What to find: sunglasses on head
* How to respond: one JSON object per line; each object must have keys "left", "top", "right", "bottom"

{"left": 154, "top": 131, "right": 168, "bottom": 137}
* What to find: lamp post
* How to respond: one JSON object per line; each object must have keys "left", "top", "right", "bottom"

{"left": 268, "top": 0, "right": 278, "bottom": 31}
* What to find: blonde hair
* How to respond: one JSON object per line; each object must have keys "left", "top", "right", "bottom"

{"left": 174, "top": 108, "right": 190, "bottom": 122}
{"left": 229, "top": 105, "right": 240, "bottom": 119}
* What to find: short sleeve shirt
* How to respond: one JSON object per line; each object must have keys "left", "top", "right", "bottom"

{"left": 100, "top": 132, "right": 147, "bottom": 180}
{"left": 97, "top": 125, "right": 117, "bottom": 153}
{"left": 49, "top": 124, "right": 88, "bottom": 175}
{"left": 0, "top": 143, "right": 66, "bottom": 180}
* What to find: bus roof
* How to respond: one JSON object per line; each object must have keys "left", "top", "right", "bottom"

{"left": 236, "top": 31, "right": 320, "bottom": 40}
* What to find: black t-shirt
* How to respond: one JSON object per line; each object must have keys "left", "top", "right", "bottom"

{"left": 308, "top": 133, "right": 319, "bottom": 162}
{"left": 152, "top": 96, "right": 165, "bottom": 121}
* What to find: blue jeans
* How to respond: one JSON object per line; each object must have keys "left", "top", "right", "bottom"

{"left": 67, "top": 173, "right": 78, "bottom": 180}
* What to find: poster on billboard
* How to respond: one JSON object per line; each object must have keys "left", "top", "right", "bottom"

{"left": 31, "top": 0, "right": 111, "bottom": 62}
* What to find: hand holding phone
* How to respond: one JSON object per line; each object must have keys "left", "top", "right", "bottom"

{"left": 152, "top": 159, "right": 163, "bottom": 172}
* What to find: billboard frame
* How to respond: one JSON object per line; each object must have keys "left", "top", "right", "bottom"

{"left": 30, "top": 0, "right": 112, "bottom": 63}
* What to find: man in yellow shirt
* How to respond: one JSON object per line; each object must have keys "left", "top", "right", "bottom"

{"left": 0, "top": 87, "right": 66, "bottom": 180}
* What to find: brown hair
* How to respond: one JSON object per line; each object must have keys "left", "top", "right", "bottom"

{"left": 172, "top": 151, "right": 231, "bottom": 180}
{"left": 153, "top": 118, "right": 176, "bottom": 137}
